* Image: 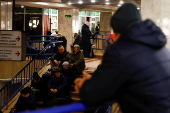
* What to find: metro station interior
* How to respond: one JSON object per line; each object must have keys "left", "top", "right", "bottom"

{"left": 0, "top": 0, "right": 170, "bottom": 113}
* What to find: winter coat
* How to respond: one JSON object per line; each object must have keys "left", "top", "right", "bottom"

{"left": 62, "top": 66, "right": 76, "bottom": 85}
{"left": 47, "top": 75, "right": 67, "bottom": 92}
{"left": 68, "top": 51, "right": 85, "bottom": 74}
{"left": 80, "top": 19, "right": 170, "bottom": 113}
{"left": 82, "top": 24, "right": 92, "bottom": 50}
{"left": 51, "top": 50, "right": 69, "bottom": 67}
{"left": 14, "top": 91, "right": 36, "bottom": 112}
{"left": 73, "top": 36, "right": 82, "bottom": 49}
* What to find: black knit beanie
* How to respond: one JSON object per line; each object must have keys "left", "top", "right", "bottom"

{"left": 111, "top": 3, "right": 141, "bottom": 34}
{"left": 33, "top": 72, "right": 40, "bottom": 80}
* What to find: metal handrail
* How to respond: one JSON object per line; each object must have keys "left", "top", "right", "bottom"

{"left": 18, "top": 102, "right": 114, "bottom": 113}
{"left": 92, "top": 34, "right": 110, "bottom": 52}
{"left": 0, "top": 42, "right": 62, "bottom": 110}
{"left": 26, "top": 35, "right": 63, "bottom": 38}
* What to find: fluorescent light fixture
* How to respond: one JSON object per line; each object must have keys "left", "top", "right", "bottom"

{"left": 68, "top": 2, "right": 72, "bottom": 5}
{"left": 6, "top": 2, "right": 12, "bottom": 4}
{"left": 34, "top": 2, "right": 49, "bottom": 5}
{"left": 117, "top": 4, "right": 121, "bottom": 7}
{"left": 91, "top": 0, "right": 95, "bottom": 3}
{"left": 105, "top": 0, "right": 109, "bottom": 1}
{"left": 137, "top": 7, "right": 140, "bottom": 10}
{"left": 105, "top": 2, "right": 110, "bottom": 5}
{"left": 21, "top": 5, "right": 24, "bottom": 8}
{"left": 78, "top": 1, "right": 83, "bottom": 4}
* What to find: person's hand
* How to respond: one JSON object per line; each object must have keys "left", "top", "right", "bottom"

{"left": 70, "top": 44, "right": 73, "bottom": 46}
{"left": 58, "top": 61, "right": 61, "bottom": 65}
{"left": 54, "top": 60, "right": 58, "bottom": 65}
{"left": 74, "top": 72, "right": 92, "bottom": 93}
{"left": 56, "top": 62, "right": 60, "bottom": 67}
{"left": 26, "top": 93, "right": 30, "bottom": 97}
{"left": 11, "top": 108, "right": 16, "bottom": 113}
{"left": 53, "top": 89, "right": 57, "bottom": 93}
{"left": 71, "top": 64, "right": 74, "bottom": 66}
{"left": 50, "top": 88, "right": 57, "bottom": 93}
{"left": 92, "top": 33, "right": 94, "bottom": 35}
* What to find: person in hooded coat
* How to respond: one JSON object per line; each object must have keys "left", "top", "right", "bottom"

{"left": 82, "top": 21, "right": 93, "bottom": 57}
{"left": 74, "top": 3, "right": 170, "bottom": 113}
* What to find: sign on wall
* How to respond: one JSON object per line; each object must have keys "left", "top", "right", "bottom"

{"left": 0, "top": 47, "right": 21, "bottom": 60}
{"left": 79, "top": 11, "right": 100, "bottom": 17}
{"left": 0, "top": 31, "right": 26, "bottom": 61}
{"left": 0, "top": 31, "right": 22, "bottom": 46}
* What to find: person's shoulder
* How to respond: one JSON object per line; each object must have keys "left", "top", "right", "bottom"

{"left": 61, "top": 75, "right": 67, "bottom": 79}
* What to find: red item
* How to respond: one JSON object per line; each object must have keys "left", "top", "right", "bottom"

{"left": 110, "top": 34, "right": 114, "bottom": 39}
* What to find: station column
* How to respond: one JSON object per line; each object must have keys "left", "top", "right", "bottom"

{"left": 141, "top": 0, "right": 170, "bottom": 50}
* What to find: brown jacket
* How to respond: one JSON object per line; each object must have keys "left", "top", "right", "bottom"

{"left": 68, "top": 51, "right": 85, "bottom": 74}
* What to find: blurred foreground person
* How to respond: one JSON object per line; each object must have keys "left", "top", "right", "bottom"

{"left": 75, "top": 3, "right": 170, "bottom": 113}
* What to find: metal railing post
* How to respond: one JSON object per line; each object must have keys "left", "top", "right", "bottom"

{"left": 108, "top": 105, "right": 112, "bottom": 113}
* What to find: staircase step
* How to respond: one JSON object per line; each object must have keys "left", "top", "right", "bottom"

{"left": 71, "top": 91, "right": 79, "bottom": 98}
{"left": 72, "top": 97, "right": 81, "bottom": 102}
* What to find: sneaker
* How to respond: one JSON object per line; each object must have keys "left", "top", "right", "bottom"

{"left": 85, "top": 68, "right": 88, "bottom": 70}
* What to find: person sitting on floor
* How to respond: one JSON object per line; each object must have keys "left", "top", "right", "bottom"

{"left": 62, "top": 61, "right": 76, "bottom": 96}
{"left": 47, "top": 67, "right": 67, "bottom": 101}
{"left": 51, "top": 45, "right": 69, "bottom": 68}
{"left": 30, "top": 72, "right": 45, "bottom": 101}
{"left": 62, "top": 61, "right": 76, "bottom": 84}
{"left": 68, "top": 45, "right": 85, "bottom": 75}
{"left": 12, "top": 87, "right": 36, "bottom": 112}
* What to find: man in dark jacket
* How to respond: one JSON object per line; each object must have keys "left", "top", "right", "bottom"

{"left": 47, "top": 67, "right": 67, "bottom": 99}
{"left": 82, "top": 21, "right": 93, "bottom": 57}
{"left": 51, "top": 45, "right": 69, "bottom": 68}
{"left": 13, "top": 87, "right": 36, "bottom": 112}
{"left": 31, "top": 72, "right": 45, "bottom": 101}
{"left": 75, "top": 3, "right": 170, "bottom": 113}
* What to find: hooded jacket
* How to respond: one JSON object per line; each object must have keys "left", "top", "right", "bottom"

{"left": 80, "top": 20, "right": 170, "bottom": 113}
{"left": 82, "top": 24, "right": 92, "bottom": 50}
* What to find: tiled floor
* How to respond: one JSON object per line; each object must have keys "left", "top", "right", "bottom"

{"left": 85, "top": 58, "right": 102, "bottom": 72}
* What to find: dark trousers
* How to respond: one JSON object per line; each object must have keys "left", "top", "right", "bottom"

{"left": 83, "top": 49, "right": 90, "bottom": 57}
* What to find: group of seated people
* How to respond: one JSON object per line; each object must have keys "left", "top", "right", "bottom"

{"left": 51, "top": 45, "right": 85, "bottom": 75}
{"left": 11, "top": 68, "right": 75, "bottom": 112}
{"left": 11, "top": 44, "right": 86, "bottom": 112}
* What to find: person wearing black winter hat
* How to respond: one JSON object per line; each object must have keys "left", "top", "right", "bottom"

{"left": 47, "top": 67, "right": 68, "bottom": 101}
{"left": 75, "top": 3, "right": 170, "bottom": 113}
{"left": 31, "top": 72, "right": 45, "bottom": 101}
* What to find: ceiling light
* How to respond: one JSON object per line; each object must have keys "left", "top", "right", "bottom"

{"left": 137, "top": 7, "right": 140, "bottom": 10}
{"left": 105, "top": 2, "right": 110, "bottom": 5}
{"left": 68, "top": 2, "right": 72, "bottom": 5}
{"left": 21, "top": 5, "right": 24, "bottom": 8}
{"left": 119, "top": 1, "right": 124, "bottom": 4}
{"left": 105, "top": 0, "right": 109, "bottom": 1}
{"left": 117, "top": 4, "right": 121, "bottom": 7}
{"left": 78, "top": 1, "right": 83, "bottom": 4}
{"left": 91, "top": 0, "right": 95, "bottom": 3}
{"left": 6, "top": 2, "right": 12, "bottom": 4}
{"left": 34, "top": 2, "right": 49, "bottom": 5}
